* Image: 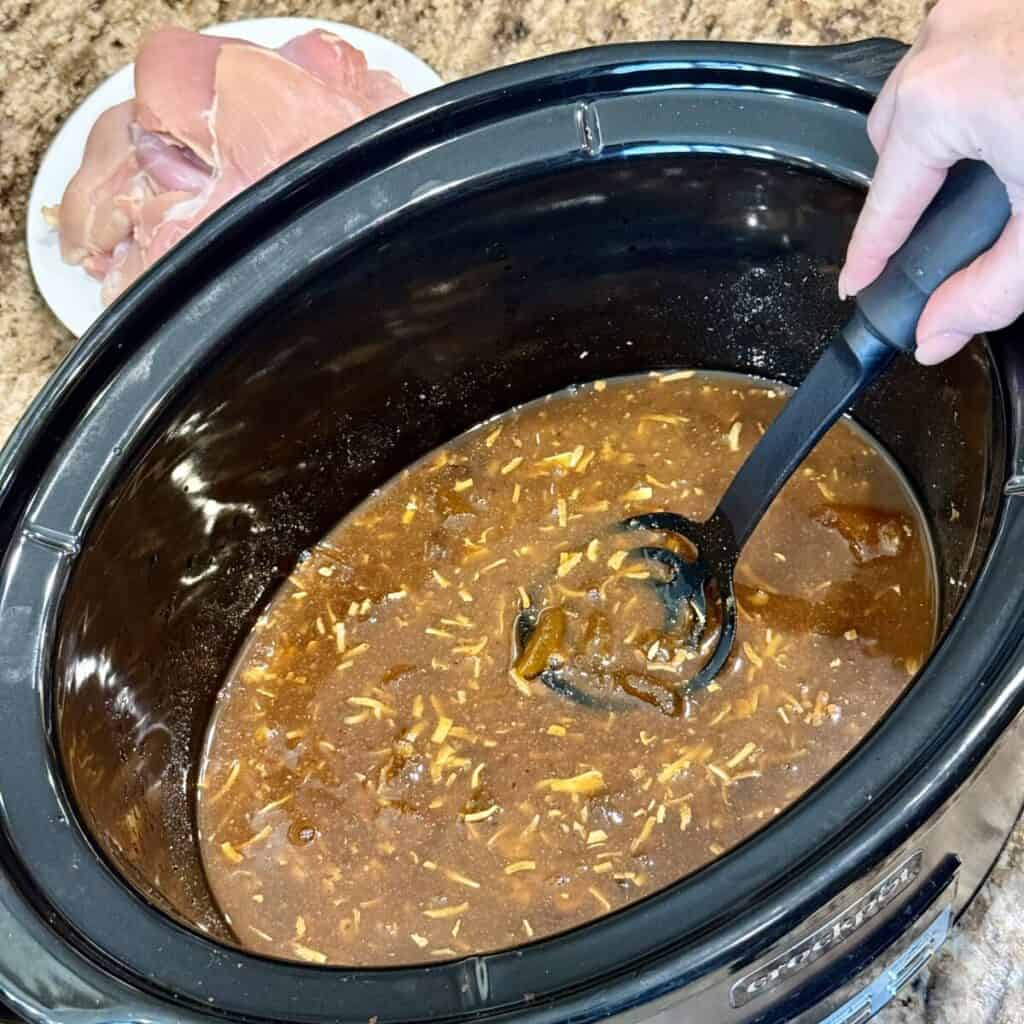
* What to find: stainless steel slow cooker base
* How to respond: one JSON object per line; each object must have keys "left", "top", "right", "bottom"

{"left": 2, "top": 38, "right": 1023, "bottom": 1024}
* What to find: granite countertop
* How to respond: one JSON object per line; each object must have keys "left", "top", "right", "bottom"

{"left": 0, "top": 1, "right": 1022, "bottom": 1022}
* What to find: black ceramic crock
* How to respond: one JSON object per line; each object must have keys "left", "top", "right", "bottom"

{"left": 2, "top": 37, "right": 1024, "bottom": 1024}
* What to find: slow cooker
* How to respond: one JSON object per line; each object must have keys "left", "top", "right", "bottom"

{"left": 2, "top": 37, "right": 1024, "bottom": 1024}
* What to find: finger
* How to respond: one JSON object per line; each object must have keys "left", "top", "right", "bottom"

{"left": 865, "top": 59, "right": 904, "bottom": 154}
{"left": 916, "top": 212, "right": 1024, "bottom": 364}
{"left": 839, "top": 127, "right": 949, "bottom": 299}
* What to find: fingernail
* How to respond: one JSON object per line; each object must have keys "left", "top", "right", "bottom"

{"left": 837, "top": 268, "right": 849, "bottom": 301}
{"left": 916, "top": 331, "right": 971, "bottom": 366}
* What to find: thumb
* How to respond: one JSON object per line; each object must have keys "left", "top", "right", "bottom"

{"left": 916, "top": 212, "right": 1024, "bottom": 364}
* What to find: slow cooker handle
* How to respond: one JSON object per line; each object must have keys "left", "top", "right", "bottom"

{"left": 807, "top": 37, "right": 908, "bottom": 95}
{"left": 854, "top": 160, "right": 1012, "bottom": 354}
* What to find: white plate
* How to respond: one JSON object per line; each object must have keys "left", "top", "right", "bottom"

{"left": 27, "top": 17, "right": 443, "bottom": 337}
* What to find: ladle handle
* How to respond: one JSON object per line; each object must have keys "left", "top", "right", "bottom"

{"left": 715, "top": 328, "right": 895, "bottom": 551}
{"left": 856, "top": 160, "right": 1012, "bottom": 353}
{"left": 716, "top": 159, "right": 1012, "bottom": 551}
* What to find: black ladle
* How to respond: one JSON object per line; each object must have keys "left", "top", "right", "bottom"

{"left": 518, "top": 160, "right": 1011, "bottom": 703}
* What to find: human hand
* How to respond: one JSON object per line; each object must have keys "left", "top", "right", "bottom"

{"left": 838, "top": 0, "right": 1024, "bottom": 365}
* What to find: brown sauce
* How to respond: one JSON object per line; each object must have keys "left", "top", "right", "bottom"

{"left": 198, "top": 370, "right": 936, "bottom": 966}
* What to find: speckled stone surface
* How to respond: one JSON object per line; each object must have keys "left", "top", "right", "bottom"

{"left": 0, "top": 1, "right": 1021, "bottom": 1022}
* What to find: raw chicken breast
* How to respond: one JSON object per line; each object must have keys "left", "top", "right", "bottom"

{"left": 46, "top": 27, "right": 411, "bottom": 305}
{"left": 100, "top": 190, "right": 194, "bottom": 304}
{"left": 134, "top": 130, "right": 212, "bottom": 193}
{"left": 212, "top": 43, "right": 370, "bottom": 182}
{"left": 51, "top": 100, "right": 145, "bottom": 265}
{"left": 133, "top": 28, "right": 243, "bottom": 166}
{"left": 278, "top": 29, "right": 407, "bottom": 108}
